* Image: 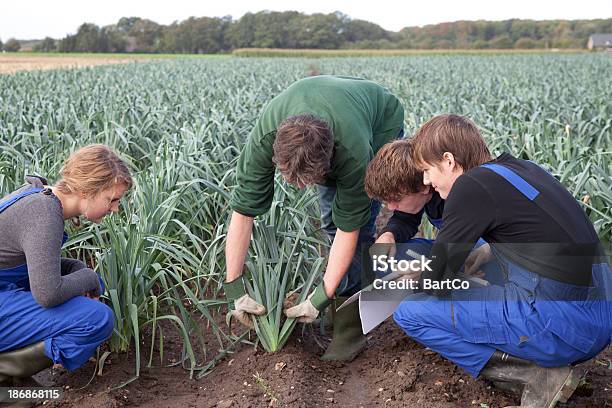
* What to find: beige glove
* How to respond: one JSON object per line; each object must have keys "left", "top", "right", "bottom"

{"left": 284, "top": 294, "right": 319, "bottom": 323}
{"left": 231, "top": 294, "right": 266, "bottom": 329}
{"left": 284, "top": 282, "right": 330, "bottom": 323}
{"left": 464, "top": 243, "right": 494, "bottom": 278}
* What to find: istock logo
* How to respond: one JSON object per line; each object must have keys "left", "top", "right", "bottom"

{"left": 372, "top": 254, "right": 433, "bottom": 273}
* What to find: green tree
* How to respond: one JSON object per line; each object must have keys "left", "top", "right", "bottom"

{"left": 294, "top": 13, "right": 344, "bottom": 48}
{"left": 189, "top": 16, "right": 231, "bottom": 53}
{"left": 472, "top": 40, "right": 490, "bottom": 49}
{"left": 4, "top": 38, "right": 21, "bottom": 52}
{"left": 343, "top": 19, "right": 389, "bottom": 44}
{"left": 510, "top": 20, "right": 538, "bottom": 42}
{"left": 104, "top": 26, "right": 127, "bottom": 52}
{"left": 128, "top": 19, "right": 162, "bottom": 52}
{"left": 254, "top": 11, "right": 301, "bottom": 48}
{"left": 33, "top": 14, "right": 612, "bottom": 53}
{"left": 74, "top": 23, "right": 103, "bottom": 51}
{"left": 166, "top": 16, "right": 230, "bottom": 53}
{"left": 435, "top": 39, "right": 455, "bottom": 49}
{"left": 157, "top": 23, "right": 180, "bottom": 52}
{"left": 33, "top": 37, "right": 57, "bottom": 52}
{"left": 225, "top": 12, "right": 256, "bottom": 48}
{"left": 116, "top": 17, "right": 143, "bottom": 34}
{"left": 0, "top": 38, "right": 3, "bottom": 51}
{"left": 227, "top": 11, "right": 302, "bottom": 49}
{"left": 489, "top": 35, "right": 513, "bottom": 49}
{"left": 58, "top": 35, "right": 76, "bottom": 52}
{"left": 514, "top": 37, "right": 538, "bottom": 49}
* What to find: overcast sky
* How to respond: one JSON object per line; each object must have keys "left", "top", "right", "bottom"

{"left": 2, "top": 0, "right": 611, "bottom": 40}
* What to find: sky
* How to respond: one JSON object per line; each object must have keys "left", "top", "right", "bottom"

{"left": 2, "top": 0, "right": 611, "bottom": 40}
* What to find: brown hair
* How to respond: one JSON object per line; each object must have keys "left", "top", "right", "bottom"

{"left": 56, "top": 144, "right": 133, "bottom": 197}
{"left": 411, "top": 114, "right": 491, "bottom": 171}
{"left": 365, "top": 139, "right": 424, "bottom": 202}
{"left": 272, "top": 114, "right": 333, "bottom": 185}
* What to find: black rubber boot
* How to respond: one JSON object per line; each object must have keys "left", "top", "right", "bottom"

{"left": 479, "top": 351, "right": 585, "bottom": 408}
{"left": 491, "top": 380, "right": 524, "bottom": 396}
{"left": 0, "top": 342, "right": 53, "bottom": 379}
{"left": 321, "top": 297, "right": 367, "bottom": 361}
{"left": 0, "top": 342, "right": 54, "bottom": 382}
{"left": 0, "top": 342, "right": 54, "bottom": 407}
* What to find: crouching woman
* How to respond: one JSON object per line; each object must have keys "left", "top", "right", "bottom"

{"left": 0, "top": 144, "right": 132, "bottom": 384}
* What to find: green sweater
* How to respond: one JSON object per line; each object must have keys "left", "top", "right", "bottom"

{"left": 230, "top": 75, "right": 404, "bottom": 231}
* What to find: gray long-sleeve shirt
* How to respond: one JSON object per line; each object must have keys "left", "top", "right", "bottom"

{"left": 0, "top": 176, "right": 101, "bottom": 308}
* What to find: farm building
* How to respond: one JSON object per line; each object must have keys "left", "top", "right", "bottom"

{"left": 587, "top": 33, "right": 612, "bottom": 50}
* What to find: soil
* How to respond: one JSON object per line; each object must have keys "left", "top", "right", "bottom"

{"left": 35, "top": 317, "right": 610, "bottom": 408}
{"left": 0, "top": 55, "right": 148, "bottom": 74}
{"left": 27, "top": 206, "right": 612, "bottom": 407}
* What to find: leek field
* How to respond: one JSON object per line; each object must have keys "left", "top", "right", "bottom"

{"left": 0, "top": 54, "right": 610, "bottom": 383}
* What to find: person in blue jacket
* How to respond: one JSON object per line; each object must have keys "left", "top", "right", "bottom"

{"left": 368, "top": 115, "right": 611, "bottom": 408}
{"left": 0, "top": 144, "right": 132, "bottom": 386}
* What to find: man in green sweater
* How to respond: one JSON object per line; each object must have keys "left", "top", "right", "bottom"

{"left": 223, "top": 75, "right": 404, "bottom": 361}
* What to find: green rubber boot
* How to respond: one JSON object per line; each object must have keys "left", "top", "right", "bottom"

{"left": 321, "top": 297, "right": 367, "bottom": 361}
{"left": 313, "top": 305, "right": 333, "bottom": 332}
{"left": 0, "top": 341, "right": 53, "bottom": 384}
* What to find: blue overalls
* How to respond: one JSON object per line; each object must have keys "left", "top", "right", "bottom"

{"left": 387, "top": 215, "right": 503, "bottom": 285}
{"left": 393, "top": 164, "right": 612, "bottom": 378}
{"left": 0, "top": 188, "right": 114, "bottom": 371}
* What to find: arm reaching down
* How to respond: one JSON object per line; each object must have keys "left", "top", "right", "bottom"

{"left": 223, "top": 211, "right": 267, "bottom": 328}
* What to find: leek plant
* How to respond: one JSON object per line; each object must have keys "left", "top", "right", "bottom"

{"left": 0, "top": 53, "right": 609, "bottom": 379}
{"left": 245, "top": 212, "right": 327, "bottom": 351}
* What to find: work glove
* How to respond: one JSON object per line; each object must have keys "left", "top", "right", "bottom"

{"left": 464, "top": 243, "right": 494, "bottom": 278}
{"left": 284, "top": 282, "right": 331, "bottom": 323}
{"left": 224, "top": 275, "right": 266, "bottom": 329}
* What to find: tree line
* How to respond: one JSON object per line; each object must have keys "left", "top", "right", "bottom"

{"left": 2, "top": 12, "right": 611, "bottom": 53}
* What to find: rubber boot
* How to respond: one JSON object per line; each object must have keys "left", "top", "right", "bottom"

{"left": 0, "top": 342, "right": 54, "bottom": 407}
{"left": 313, "top": 305, "right": 333, "bottom": 332}
{"left": 479, "top": 351, "right": 585, "bottom": 408}
{"left": 321, "top": 297, "right": 367, "bottom": 361}
{"left": 491, "top": 380, "right": 524, "bottom": 396}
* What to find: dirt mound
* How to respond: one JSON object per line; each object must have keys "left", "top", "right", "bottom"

{"left": 42, "top": 318, "right": 610, "bottom": 407}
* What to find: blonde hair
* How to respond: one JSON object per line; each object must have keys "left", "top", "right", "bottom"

{"left": 56, "top": 144, "right": 133, "bottom": 197}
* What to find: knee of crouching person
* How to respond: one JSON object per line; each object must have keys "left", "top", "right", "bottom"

{"left": 94, "top": 302, "right": 115, "bottom": 340}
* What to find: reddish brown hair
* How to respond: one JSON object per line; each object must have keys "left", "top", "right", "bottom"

{"left": 272, "top": 114, "right": 333, "bottom": 185}
{"left": 365, "top": 139, "right": 424, "bottom": 202}
{"left": 411, "top": 114, "right": 491, "bottom": 171}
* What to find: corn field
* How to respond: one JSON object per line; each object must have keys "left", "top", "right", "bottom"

{"left": 0, "top": 54, "right": 610, "bottom": 380}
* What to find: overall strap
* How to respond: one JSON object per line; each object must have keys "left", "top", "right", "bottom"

{"left": 481, "top": 162, "right": 576, "bottom": 235}
{"left": 0, "top": 188, "right": 44, "bottom": 215}
{"left": 480, "top": 163, "right": 574, "bottom": 236}
{"left": 480, "top": 163, "right": 539, "bottom": 201}
{"left": 481, "top": 162, "right": 599, "bottom": 286}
